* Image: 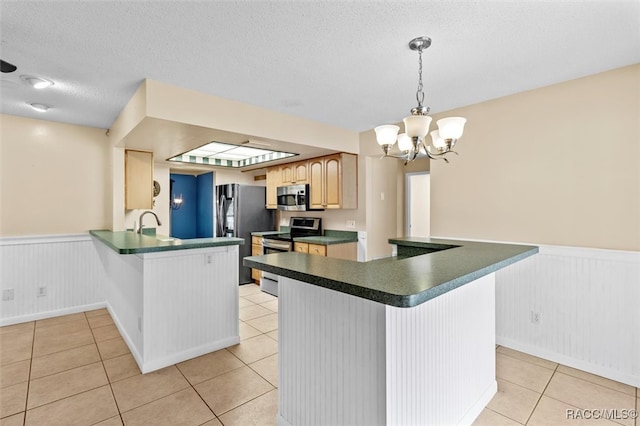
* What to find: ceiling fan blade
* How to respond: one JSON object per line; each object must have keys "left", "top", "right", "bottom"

{"left": 1, "top": 60, "right": 17, "bottom": 73}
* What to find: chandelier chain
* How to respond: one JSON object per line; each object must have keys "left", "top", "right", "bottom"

{"left": 416, "top": 48, "right": 424, "bottom": 108}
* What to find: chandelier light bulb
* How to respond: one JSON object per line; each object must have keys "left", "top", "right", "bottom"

{"left": 397, "top": 133, "right": 413, "bottom": 152}
{"left": 437, "top": 117, "right": 467, "bottom": 140}
{"left": 430, "top": 130, "right": 446, "bottom": 149}
{"left": 374, "top": 125, "right": 400, "bottom": 146}
{"left": 403, "top": 114, "right": 432, "bottom": 139}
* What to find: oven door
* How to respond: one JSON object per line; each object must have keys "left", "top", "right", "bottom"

{"left": 262, "top": 239, "right": 292, "bottom": 254}
{"left": 260, "top": 238, "right": 289, "bottom": 297}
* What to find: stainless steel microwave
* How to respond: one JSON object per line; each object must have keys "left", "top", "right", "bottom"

{"left": 277, "top": 184, "right": 323, "bottom": 211}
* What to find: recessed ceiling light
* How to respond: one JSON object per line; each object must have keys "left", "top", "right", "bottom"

{"left": 29, "top": 103, "right": 50, "bottom": 112}
{"left": 20, "top": 75, "right": 54, "bottom": 89}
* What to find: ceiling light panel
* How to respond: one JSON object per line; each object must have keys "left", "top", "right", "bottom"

{"left": 168, "top": 141, "right": 297, "bottom": 168}
{"left": 229, "top": 146, "right": 273, "bottom": 156}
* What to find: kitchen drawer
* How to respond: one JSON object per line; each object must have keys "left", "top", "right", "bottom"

{"left": 308, "top": 243, "right": 327, "bottom": 256}
{"left": 252, "top": 236, "right": 263, "bottom": 245}
{"left": 294, "top": 242, "right": 309, "bottom": 253}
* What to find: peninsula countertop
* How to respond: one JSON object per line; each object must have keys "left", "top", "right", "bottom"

{"left": 243, "top": 237, "right": 537, "bottom": 307}
{"left": 90, "top": 230, "right": 244, "bottom": 254}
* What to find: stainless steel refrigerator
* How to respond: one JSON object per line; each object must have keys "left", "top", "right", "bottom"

{"left": 215, "top": 184, "right": 275, "bottom": 284}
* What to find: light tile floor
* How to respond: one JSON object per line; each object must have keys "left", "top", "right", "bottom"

{"left": 1, "top": 283, "right": 638, "bottom": 425}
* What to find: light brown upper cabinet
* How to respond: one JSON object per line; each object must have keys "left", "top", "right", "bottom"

{"left": 265, "top": 166, "right": 280, "bottom": 209}
{"left": 125, "top": 149, "right": 153, "bottom": 210}
{"left": 280, "top": 160, "right": 308, "bottom": 185}
{"left": 309, "top": 153, "right": 357, "bottom": 209}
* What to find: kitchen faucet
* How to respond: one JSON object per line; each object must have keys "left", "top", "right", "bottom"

{"left": 137, "top": 210, "right": 162, "bottom": 234}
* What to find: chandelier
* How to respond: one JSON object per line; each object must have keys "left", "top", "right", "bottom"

{"left": 375, "top": 36, "right": 467, "bottom": 164}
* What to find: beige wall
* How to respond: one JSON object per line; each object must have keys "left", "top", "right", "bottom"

{"left": 0, "top": 114, "right": 111, "bottom": 236}
{"left": 5, "top": 64, "right": 636, "bottom": 254}
{"left": 145, "top": 79, "right": 359, "bottom": 154}
{"left": 429, "top": 64, "right": 639, "bottom": 251}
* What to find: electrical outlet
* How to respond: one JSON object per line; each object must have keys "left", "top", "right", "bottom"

{"left": 345, "top": 220, "right": 356, "bottom": 229}
{"left": 2, "top": 289, "right": 14, "bottom": 301}
{"left": 530, "top": 310, "right": 540, "bottom": 325}
{"left": 37, "top": 286, "right": 47, "bottom": 297}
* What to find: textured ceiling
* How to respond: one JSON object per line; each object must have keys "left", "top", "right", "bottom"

{"left": 1, "top": 1, "right": 639, "bottom": 133}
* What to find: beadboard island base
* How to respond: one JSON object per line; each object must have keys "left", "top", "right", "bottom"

{"left": 245, "top": 237, "right": 538, "bottom": 425}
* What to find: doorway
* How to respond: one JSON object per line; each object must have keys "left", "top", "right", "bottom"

{"left": 405, "top": 172, "right": 430, "bottom": 237}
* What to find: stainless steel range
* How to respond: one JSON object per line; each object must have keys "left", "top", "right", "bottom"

{"left": 260, "top": 217, "right": 322, "bottom": 296}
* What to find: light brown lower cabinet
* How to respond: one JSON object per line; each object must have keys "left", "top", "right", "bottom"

{"left": 251, "top": 236, "right": 263, "bottom": 282}
{"left": 294, "top": 242, "right": 356, "bottom": 261}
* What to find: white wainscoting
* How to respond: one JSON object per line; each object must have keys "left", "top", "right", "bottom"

{"left": 141, "top": 247, "right": 240, "bottom": 372}
{"left": 96, "top": 242, "right": 240, "bottom": 373}
{"left": 386, "top": 273, "right": 496, "bottom": 426}
{"left": 278, "top": 273, "right": 496, "bottom": 426}
{"left": 496, "top": 244, "right": 640, "bottom": 387}
{"left": 278, "top": 277, "right": 387, "bottom": 426}
{"left": 0, "top": 234, "right": 105, "bottom": 325}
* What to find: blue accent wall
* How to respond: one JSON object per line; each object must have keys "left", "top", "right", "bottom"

{"left": 170, "top": 172, "right": 215, "bottom": 239}
{"left": 170, "top": 174, "right": 197, "bottom": 239}
{"left": 196, "top": 172, "right": 214, "bottom": 238}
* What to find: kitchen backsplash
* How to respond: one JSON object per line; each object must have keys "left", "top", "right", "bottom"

{"left": 278, "top": 210, "right": 364, "bottom": 232}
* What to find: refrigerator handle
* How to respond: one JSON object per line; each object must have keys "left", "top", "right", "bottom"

{"left": 217, "top": 194, "right": 226, "bottom": 236}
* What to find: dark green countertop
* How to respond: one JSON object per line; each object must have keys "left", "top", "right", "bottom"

{"left": 251, "top": 229, "right": 358, "bottom": 245}
{"left": 90, "top": 230, "right": 244, "bottom": 254}
{"left": 251, "top": 231, "right": 286, "bottom": 237}
{"left": 298, "top": 230, "right": 358, "bottom": 245}
{"left": 244, "top": 237, "right": 537, "bottom": 308}
{"left": 293, "top": 236, "right": 358, "bottom": 245}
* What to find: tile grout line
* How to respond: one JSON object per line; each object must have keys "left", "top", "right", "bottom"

{"left": 173, "top": 358, "right": 222, "bottom": 424}
{"left": 482, "top": 407, "right": 526, "bottom": 425}
{"left": 523, "top": 360, "right": 559, "bottom": 425}
{"left": 22, "top": 321, "right": 36, "bottom": 426}
{"left": 86, "top": 311, "right": 125, "bottom": 426}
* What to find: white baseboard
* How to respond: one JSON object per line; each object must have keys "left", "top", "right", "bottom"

{"left": 0, "top": 302, "right": 107, "bottom": 326}
{"left": 276, "top": 413, "right": 293, "bottom": 426}
{"left": 105, "top": 302, "right": 145, "bottom": 372}
{"left": 137, "top": 336, "right": 241, "bottom": 374}
{"left": 458, "top": 380, "right": 498, "bottom": 426}
{"left": 497, "top": 337, "right": 640, "bottom": 388}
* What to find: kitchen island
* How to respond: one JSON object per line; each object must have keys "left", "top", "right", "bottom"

{"left": 244, "top": 237, "right": 538, "bottom": 425}
{"left": 91, "top": 230, "right": 244, "bottom": 373}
